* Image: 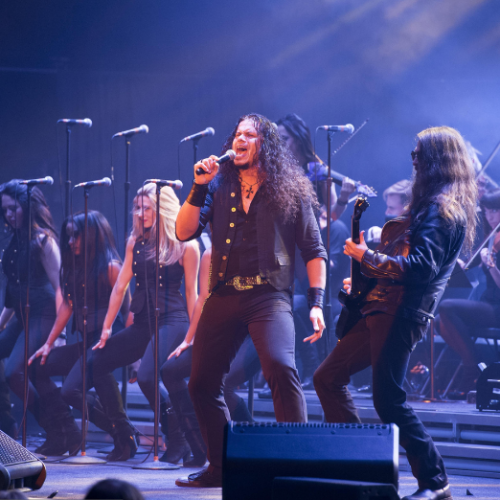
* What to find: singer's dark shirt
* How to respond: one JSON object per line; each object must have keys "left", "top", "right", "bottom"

{"left": 225, "top": 190, "right": 260, "bottom": 280}
{"left": 176, "top": 182, "right": 327, "bottom": 292}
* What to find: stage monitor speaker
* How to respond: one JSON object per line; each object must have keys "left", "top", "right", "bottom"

{"left": 477, "top": 361, "right": 500, "bottom": 411}
{"left": 223, "top": 422, "right": 399, "bottom": 500}
{"left": 273, "top": 477, "right": 399, "bottom": 500}
{"left": 0, "top": 431, "right": 46, "bottom": 491}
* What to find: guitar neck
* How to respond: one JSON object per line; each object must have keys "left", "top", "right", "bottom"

{"left": 350, "top": 216, "right": 363, "bottom": 296}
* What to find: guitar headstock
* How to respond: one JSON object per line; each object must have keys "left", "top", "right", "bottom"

{"left": 353, "top": 195, "right": 369, "bottom": 222}
{"left": 356, "top": 183, "right": 377, "bottom": 198}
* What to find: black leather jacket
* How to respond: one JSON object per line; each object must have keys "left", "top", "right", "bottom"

{"left": 360, "top": 203, "right": 465, "bottom": 325}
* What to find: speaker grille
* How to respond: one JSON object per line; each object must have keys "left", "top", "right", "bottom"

{"left": 0, "top": 433, "right": 38, "bottom": 466}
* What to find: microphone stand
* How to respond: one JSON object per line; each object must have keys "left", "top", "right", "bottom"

{"left": 64, "top": 187, "right": 106, "bottom": 464}
{"left": 134, "top": 183, "right": 179, "bottom": 470}
{"left": 21, "top": 186, "right": 34, "bottom": 448}
{"left": 65, "top": 126, "right": 72, "bottom": 218}
{"left": 120, "top": 138, "right": 132, "bottom": 409}
{"left": 323, "top": 131, "right": 335, "bottom": 356}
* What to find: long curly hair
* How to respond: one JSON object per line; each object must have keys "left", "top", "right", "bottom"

{"left": 407, "top": 126, "right": 478, "bottom": 252}
{"left": 214, "top": 113, "right": 318, "bottom": 222}
{"left": 131, "top": 183, "right": 186, "bottom": 265}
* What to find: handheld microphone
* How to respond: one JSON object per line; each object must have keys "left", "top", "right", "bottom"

{"left": 74, "top": 177, "right": 112, "bottom": 189}
{"left": 180, "top": 127, "right": 215, "bottom": 143}
{"left": 195, "top": 149, "right": 236, "bottom": 176}
{"left": 317, "top": 124, "right": 355, "bottom": 134}
{"left": 19, "top": 176, "right": 54, "bottom": 186}
{"left": 144, "top": 179, "right": 183, "bottom": 190}
{"left": 57, "top": 118, "right": 92, "bottom": 128}
{"left": 112, "top": 125, "right": 149, "bottom": 138}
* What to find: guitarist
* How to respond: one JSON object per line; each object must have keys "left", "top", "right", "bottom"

{"left": 313, "top": 126, "right": 478, "bottom": 500}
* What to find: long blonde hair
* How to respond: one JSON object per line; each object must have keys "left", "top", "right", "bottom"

{"left": 131, "top": 183, "right": 186, "bottom": 265}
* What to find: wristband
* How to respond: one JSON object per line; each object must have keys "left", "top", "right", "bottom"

{"left": 336, "top": 198, "right": 348, "bottom": 206}
{"left": 307, "top": 287, "right": 325, "bottom": 310}
{"left": 186, "top": 181, "right": 209, "bottom": 207}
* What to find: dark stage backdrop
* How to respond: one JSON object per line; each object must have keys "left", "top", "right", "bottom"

{"left": 1, "top": 0, "right": 500, "bottom": 242}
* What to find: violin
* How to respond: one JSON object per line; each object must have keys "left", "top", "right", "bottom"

{"left": 465, "top": 220, "right": 500, "bottom": 269}
{"left": 305, "top": 161, "right": 377, "bottom": 199}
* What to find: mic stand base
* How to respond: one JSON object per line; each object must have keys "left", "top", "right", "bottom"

{"left": 133, "top": 458, "right": 180, "bottom": 470}
{"left": 62, "top": 453, "right": 107, "bottom": 465}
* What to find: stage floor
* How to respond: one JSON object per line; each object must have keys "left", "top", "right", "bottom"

{"left": 14, "top": 384, "right": 500, "bottom": 499}
{"left": 23, "top": 452, "right": 500, "bottom": 500}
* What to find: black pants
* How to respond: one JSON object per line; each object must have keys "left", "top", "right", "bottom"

{"left": 438, "top": 299, "right": 497, "bottom": 369}
{"left": 314, "top": 312, "right": 447, "bottom": 490}
{"left": 293, "top": 294, "right": 320, "bottom": 379}
{"left": 32, "top": 330, "right": 113, "bottom": 432}
{"left": 0, "top": 313, "right": 54, "bottom": 422}
{"left": 162, "top": 334, "right": 261, "bottom": 417}
{"left": 92, "top": 319, "right": 187, "bottom": 424}
{"left": 188, "top": 285, "right": 306, "bottom": 471}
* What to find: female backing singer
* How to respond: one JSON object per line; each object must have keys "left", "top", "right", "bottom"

{"left": 29, "top": 210, "right": 129, "bottom": 456}
{"left": 91, "top": 183, "right": 199, "bottom": 462}
{"left": 0, "top": 180, "right": 63, "bottom": 441}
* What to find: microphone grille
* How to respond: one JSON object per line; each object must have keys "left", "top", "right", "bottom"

{"left": 226, "top": 149, "right": 236, "bottom": 160}
{"left": 141, "top": 125, "right": 149, "bottom": 134}
{"left": 206, "top": 127, "right": 215, "bottom": 136}
{"left": 102, "top": 177, "right": 112, "bottom": 187}
{"left": 45, "top": 176, "right": 55, "bottom": 185}
{"left": 346, "top": 124, "right": 355, "bottom": 134}
{"left": 83, "top": 118, "right": 93, "bottom": 128}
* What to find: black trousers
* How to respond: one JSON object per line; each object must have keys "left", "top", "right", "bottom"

{"left": 188, "top": 285, "right": 307, "bottom": 471}
{"left": 0, "top": 313, "right": 54, "bottom": 422}
{"left": 92, "top": 319, "right": 187, "bottom": 424}
{"left": 32, "top": 330, "right": 114, "bottom": 432}
{"left": 162, "top": 334, "right": 261, "bottom": 417}
{"left": 438, "top": 298, "right": 497, "bottom": 369}
{"left": 313, "top": 312, "right": 448, "bottom": 490}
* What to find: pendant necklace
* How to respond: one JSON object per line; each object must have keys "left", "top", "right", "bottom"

{"left": 239, "top": 177, "right": 260, "bottom": 199}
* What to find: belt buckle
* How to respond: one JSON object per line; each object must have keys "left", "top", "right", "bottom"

{"left": 233, "top": 276, "right": 253, "bottom": 291}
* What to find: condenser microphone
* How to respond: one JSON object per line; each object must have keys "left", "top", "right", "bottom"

{"left": 144, "top": 179, "right": 183, "bottom": 190}
{"left": 180, "top": 127, "right": 215, "bottom": 143}
{"left": 112, "top": 125, "right": 149, "bottom": 138}
{"left": 57, "top": 118, "right": 92, "bottom": 127}
{"left": 19, "top": 176, "right": 54, "bottom": 186}
{"left": 317, "top": 124, "right": 355, "bottom": 134}
{"left": 195, "top": 150, "right": 236, "bottom": 176}
{"left": 74, "top": 177, "right": 112, "bottom": 189}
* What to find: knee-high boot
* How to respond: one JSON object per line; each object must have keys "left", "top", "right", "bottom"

{"left": 159, "top": 402, "right": 191, "bottom": 464}
{"left": 36, "top": 388, "right": 81, "bottom": 456}
{"left": 169, "top": 390, "right": 207, "bottom": 467}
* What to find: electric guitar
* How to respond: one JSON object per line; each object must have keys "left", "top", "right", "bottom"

{"left": 336, "top": 195, "right": 373, "bottom": 339}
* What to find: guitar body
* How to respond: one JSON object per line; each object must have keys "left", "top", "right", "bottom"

{"left": 335, "top": 196, "right": 372, "bottom": 340}
{"left": 336, "top": 289, "right": 364, "bottom": 340}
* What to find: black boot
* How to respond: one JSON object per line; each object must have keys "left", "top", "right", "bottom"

{"left": 230, "top": 396, "right": 254, "bottom": 423}
{"left": 36, "top": 388, "right": 81, "bottom": 456}
{"left": 105, "top": 420, "right": 138, "bottom": 462}
{"left": 159, "top": 407, "right": 191, "bottom": 464}
{"left": 169, "top": 390, "right": 207, "bottom": 468}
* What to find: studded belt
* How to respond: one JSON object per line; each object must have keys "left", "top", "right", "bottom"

{"left": 225, "top": 275, "right": 268, "bottom": 291}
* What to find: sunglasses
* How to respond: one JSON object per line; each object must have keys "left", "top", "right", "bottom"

{"left": 410, "top": 150, "right": 422, "bottom": 161}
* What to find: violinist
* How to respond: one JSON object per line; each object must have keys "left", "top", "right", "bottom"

{"left": 276, "top": 114, "right": 356, "bottom": 219}
{"left": 438, "top": 188, "right": 500, "bottom": 398}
